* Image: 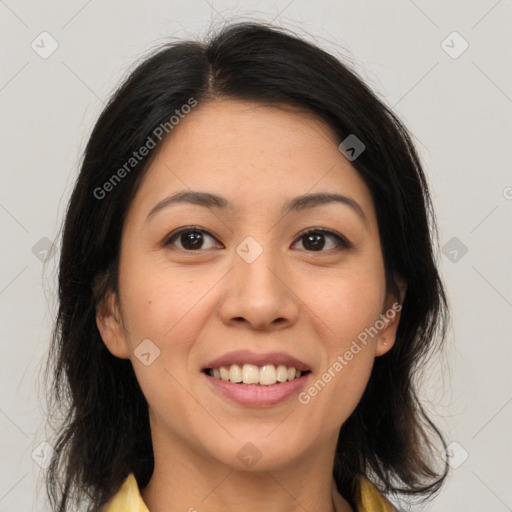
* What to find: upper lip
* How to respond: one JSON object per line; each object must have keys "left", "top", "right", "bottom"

{"left": 203, "top": 350, "right": 311, "bottom": 372}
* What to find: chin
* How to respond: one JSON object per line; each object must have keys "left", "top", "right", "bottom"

{"left": 196, "top": 428, "right": 316, "bottom": 472}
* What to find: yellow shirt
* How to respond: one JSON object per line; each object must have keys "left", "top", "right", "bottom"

{"left": 101, "top": 473, "right": 396, "bottom": 511}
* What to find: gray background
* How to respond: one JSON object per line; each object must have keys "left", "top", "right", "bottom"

{"left": 1, "top": 1, "right": 511, "bottom": 510}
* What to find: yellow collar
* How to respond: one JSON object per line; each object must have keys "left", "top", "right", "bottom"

{"left": 354, "top": 476, "right": 396, "bottom": 512}
{"left": 101, "top": 473, "right": 396, "bottom": 512}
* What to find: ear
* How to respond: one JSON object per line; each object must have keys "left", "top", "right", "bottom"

{"left": 375, "top": 277, "right": 407, "bottom": 357}
{"left": 95, "top": 289, "right": 130, "bottom": 359}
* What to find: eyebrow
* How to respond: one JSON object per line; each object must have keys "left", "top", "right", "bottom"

{"left": 145, "top": 190, "right": 367, "bottom": 225}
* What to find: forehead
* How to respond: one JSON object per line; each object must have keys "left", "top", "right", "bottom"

{"left": 127, "top": 99, "right": 376, "bottom": 222}
{"left": 156, "top": 99, "right": 341, "bottom": 167}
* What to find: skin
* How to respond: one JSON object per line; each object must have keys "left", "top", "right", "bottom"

{"left": 96, "top": 99, "right": 405, "bottom": 512}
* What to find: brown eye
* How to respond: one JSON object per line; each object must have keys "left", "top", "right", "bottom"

{"left": 293, "top": 228, "right": 352, "bottom": 252}
{"left": 165, "top": 227, "right": 222, "bottom": 251}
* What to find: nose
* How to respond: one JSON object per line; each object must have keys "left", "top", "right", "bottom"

{"left": 217, "top": 247, "right": 300, "bottom": 332}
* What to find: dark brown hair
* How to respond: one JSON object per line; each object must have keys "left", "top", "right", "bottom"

{"left": 46, "top": 20, "right": 449, "bottom": 511}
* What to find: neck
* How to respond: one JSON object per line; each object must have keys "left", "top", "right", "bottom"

{"left": 140, "top": 429, "right": 353, "bottom": 512}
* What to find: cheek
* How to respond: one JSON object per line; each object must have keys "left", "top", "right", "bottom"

{"left": 118, "top": 261, "right": 220, "bottom": 405}
{"left": 118, "top": 257, "right": 208, "bottom": 346}
{"left": 295, "top": 267, "right": 384, "bottom": 427}
{"left": 120, "top": 267, "right": 209, "bottom": 428}
{"left": 303, "top": 267, "right": 385, "bottom": 345}
{"left": 298, "top": 324, "right": 376, "bottom": 438}
{"left": 324, "top": 354, "right": 374, "bottom": 430}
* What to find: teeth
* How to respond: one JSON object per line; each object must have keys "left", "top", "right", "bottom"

{"left": 276, "top": 364, "right": 288, "bottom": 382}
{"left": 220, "top": 366, "right": 230, "bottom": 381}
{"left": 242, "top": 364, "right": 259, "bottom": 384}
{"left": 209, "top": 363, "right": 307, "bottom": 385}
{"left": 229, "top": 364, "right": 242, "bottom": 383}
{"left": 259, "top": 365, "right": 276, "bottom": 385}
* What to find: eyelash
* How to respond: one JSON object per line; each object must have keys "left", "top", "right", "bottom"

{"left": 163, "top": 226, "right": 352, "bottom": 253}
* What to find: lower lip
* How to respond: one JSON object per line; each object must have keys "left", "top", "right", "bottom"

{"left": 202, "top": 372, "right": 311, "bottom": 407}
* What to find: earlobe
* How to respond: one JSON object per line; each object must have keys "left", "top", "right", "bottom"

{"left": 375, "top": 278, "right": 406, "bottom": 357}
{"left": 375, "top": 306, "right": 401, "bottom": 356}
{"left": 95, "top": 291, "right": 130, "bottom": 359}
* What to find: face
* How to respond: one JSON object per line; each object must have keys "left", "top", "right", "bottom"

{"left": 96, "top": 99, "right": 403, "bottom": 472}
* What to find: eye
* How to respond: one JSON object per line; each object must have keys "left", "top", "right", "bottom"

{"left": 164, "top": 227, "right": 223, "bottom": 251}
{"left": 292, "top": 228, "right": 352, "bottom": 252}
{"left": 164, "top": 226, "right": 352, "bottom": 253}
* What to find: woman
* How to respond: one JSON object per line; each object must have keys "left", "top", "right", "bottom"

{"left": 46, "top": 21, "right": 449, "bottom": 512}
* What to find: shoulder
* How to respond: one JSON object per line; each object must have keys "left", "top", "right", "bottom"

{"left": 100, "top": 474, "right": 149, "bottom": 512}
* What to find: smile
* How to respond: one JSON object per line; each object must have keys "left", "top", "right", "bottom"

{"left": 202, "top": 350, "right": 313, "bottom": 406}
{"left": 205, "top": 363, "right": 310, "bottom": 386}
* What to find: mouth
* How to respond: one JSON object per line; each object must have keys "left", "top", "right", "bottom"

{"left": 201, "top": 351, "right": 313, "bottom": 407}
{"left": 203, "top": 364, "right": 312, "bottom": 386}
